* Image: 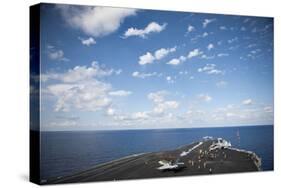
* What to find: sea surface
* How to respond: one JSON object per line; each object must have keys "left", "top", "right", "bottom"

{"left": 40, "top": 125, "right": 273, "bottom": 180}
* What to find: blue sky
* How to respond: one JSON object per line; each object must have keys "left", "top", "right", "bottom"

{"left": 37, "top": 3, "right": 273, "bottom": 131}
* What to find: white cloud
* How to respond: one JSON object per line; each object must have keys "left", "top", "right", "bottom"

{"left": 207, "top": 43, "right": 214, "bottom": 50}
{"left": 78, "top": 37, "right": 96, "bottom": 46}
{"left": 166, "top": 76, "right": 175, "bottom": 83}
{"left": 57, "top": 5, "right": 136, "bottom": 37}
{"left": 42, "top": 61, "right": 115, "bottom": 83}
{"left": 47, "top": 80, "right": 112, "bottom": 112}
{"left": 198, "top": 64, "right": 223, "bottom": 75}
{"left": 187, "top": 48, "right": 203, "bottom": 59}
{"left": 198, "top": 94, "right": 212, "bottom": 102}
{"left": 112, "top": 90, "right": 180, "bottom": 124}
{"left": 148, "top": 91, "right": 179, "bottom": 114}
{"left": 132, "top": 111, "right": 150, "bottom": 119}
{"left": 109, "top": 90, "right": 132, "bottom": 97}
{"left": 167, "top": 55, "right": 187, "bottom": 66}
{"left": 132, "top": 71, "right": 159, "bottom": 79}
{"left": 203, "top": 19, "right": 215, "bottom": 28}
{"left": 242, "top": 99, "right": 253, "bottom": 105}
{"left": 153, "top": 101, "right": 179, "bottom": 114}
{"left": 123, "top": 22, "right": 167, "bottom": 38}
{"left": 207, "top": 69, "right": 223, "bottom": 75}
{"left": 217, "top": 53, "right": 229, "bottom": 57}
{"left": 138, "top": 47, "right": 176, "bottom": 65}
{"left": 48, "top": 50, "right": 63, "bottom": 60}
{"left": 187, "top": 25, "right": 195, "bottom": 33}
{"left": 167, "top": 58, "right": 181, "bottom": 65}
{"left": 202, "top": 32, "right": 209, "bottom": 37}
{"left": 220, "top": 26, "right": 227, "bottom": 30}
{"left": 138, "top": 52, "right": 155, "bottom": 65}
{"left": 179, "top": 56, "right": 187, "bottom": 61}
{"left": 148, "top": 91, "right": 167, "bottom": 103}
{"left": 154, "top": 47, "right": 176, "bottom": 60}
{"left": 42, "top": 62, "right": 125, "bottom": 112}
{"left": 47, "top": 46, "right": 69, "bottom": 62}
{"left": 181, "top": 100, "right": 273, "bottom": 126}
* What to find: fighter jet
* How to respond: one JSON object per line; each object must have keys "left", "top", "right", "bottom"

{"left": 157, "top": 160, "right": 185, "bottom": 171}
{"left": 209, "top": 138, "right": 231, "bottom": 151}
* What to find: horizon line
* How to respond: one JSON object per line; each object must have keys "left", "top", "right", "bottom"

{"left": 34, "top": 124, "right": 273, "bottom": 132}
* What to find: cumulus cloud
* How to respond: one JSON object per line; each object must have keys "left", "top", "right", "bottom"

{"left": 47, "top": 80, "right": 112, "bottom": 112}
{"left": 207, "top": 43, "right": 214, "bottom": 50}
{"left": 198, "top": 64, "right": 223, "bottom": 75}
{"left": 132, "top": 111, "right": 150, "bottom": 120}
{"left": 78, "top": 37, "right": 96, "bottom": 46}
{"left": 138, "top": 52, "right": 155, "bottom": 65}
{"left": 148, "top": 91, "right": 179, "bottom": 114}
{"left": 46, "top": 45, "right": 69, "bottom": 62}
{"left": 109, "top": 90, "right": 132, "bottom": 97}
{"left": 202, "top": 32, "right": 209, "bottom": 37}
{"left": 42, "top": 61, "right": 115, "bottom": 83}
{"left": 242, "top": 99, "right": 253, "bottom": 105}
{"left": 123, "top": 22, "right": 167, "bottom": 38}
{"left": 154, "top": 47, "right": 176, "bottom": 60}
{"left": 203, "top": 19, "right": 216, "bottom": 28}
{"left": 187, "top": 25, "right": 195, "bottom": 33}
{"left": 187, "top": 48, "right": 203, "bottom": 59}
{"left": 153, "top": 101, "right": 179, "bottom": 114}
{"left": 42, "top": 62, "right": 124, "bottom": 112}
{"left": 167, "top": 58, "right": 181, "bottom": 65}
{"left": 138, "top": 47, "right": 176, "bottom": 65}
{"left": 167, "top": 55, "right": 186, "bottom": 66}
{"left": 148, "top": 91, "right": 167, "bottom": 103}
{"left": 57, "top": 5, "right": 136, "bottom": 37}
{"left": 112, "top": 91, "right": 179, "bottom": 123}
{"left": 167, "top": 48, "right": 209, "bottom": 65}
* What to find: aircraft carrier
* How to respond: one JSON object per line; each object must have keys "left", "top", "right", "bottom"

{"left": 45, "top": 137, "right": 261, "bottom": 184}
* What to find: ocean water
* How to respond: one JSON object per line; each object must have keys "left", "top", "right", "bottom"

{"left": 40, "top": 125, "right": 273, "bottom": 180}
